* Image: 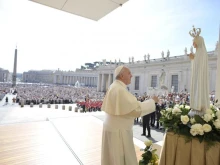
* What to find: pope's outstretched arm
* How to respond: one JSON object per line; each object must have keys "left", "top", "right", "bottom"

{"left": 124, "top": 96, "right": 159, "bottom": 118}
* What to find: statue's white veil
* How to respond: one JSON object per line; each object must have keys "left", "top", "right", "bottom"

{"left": 190, "top": 36, "right": 210, "bottom": 113}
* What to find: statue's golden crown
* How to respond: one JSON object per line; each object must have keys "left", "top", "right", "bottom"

{"left": 189, "top": 26, "right": 201, "bottom": 38}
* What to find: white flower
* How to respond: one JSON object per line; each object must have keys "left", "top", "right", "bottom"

{"left": 190, "top": 118, "right": 196, "bottom": 124}
{"left": 172, "top": 107, "right": 182, "bottom": 115}
{"left": 166, "top": 108, "right": 172, "bottom": 112}
{"left": 203, "top": 114, "right": 213, "bottom": 122}
{"left": 160, "top": 110, "right": 165, "bottom": 115}
{"left": 180, "top": 105, "right": 184, "bottom": 108}
{"left": 190, "top": 124, "right": 204, "bottom": 136}
{"left": 144, "top": 140, "right": 152, "bottom": 147}
{"left": 190, "top": 129, "right": 197, "bottom": 136}
{"left": 214, "top": 119, "right": 220, "bottom": 129}
{"left": 175, "top": 104, "right": 180, "bottom": 108}
{"left": 205, "top": 109, "right": 213, "bottom": 115}
{"left": 185, "top": 105, "right": 190, "bottom": 110}
{"left": 210, "top": 104, "right": 214, "bottom": 108}
{"left": 181, "top": 115, "right": 189, "bottom": 125}
{"left": 202, "top": 124, "right": 212, "bottom": 132}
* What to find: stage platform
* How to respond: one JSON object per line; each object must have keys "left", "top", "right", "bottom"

{"left": 0, "top": 95, "right": 163, "bottom": 165}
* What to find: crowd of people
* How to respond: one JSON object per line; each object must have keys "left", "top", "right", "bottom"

{"left": 0, "top": 83, "right": 105, "bottom": 108}
{"left": 0, "top": 82, "right": 216, "bottom": 131}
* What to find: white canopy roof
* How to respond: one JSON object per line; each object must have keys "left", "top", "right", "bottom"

{"left": 30, "top": 0, "right": 128, "bottom": 21}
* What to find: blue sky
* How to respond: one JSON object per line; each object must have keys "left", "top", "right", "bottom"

{"left": 0, "top": 0, "right": 219, "bottom": 73}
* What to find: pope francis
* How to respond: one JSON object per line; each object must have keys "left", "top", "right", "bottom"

{"left": 101, "top": 65, "right": 159, "bottom": 165}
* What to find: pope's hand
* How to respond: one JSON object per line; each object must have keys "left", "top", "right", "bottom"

{"left": 152, "top": 96, "right": 159, "bottom": 103}
{"left": 189, "top": 53, "right": 194, "bottom": 60}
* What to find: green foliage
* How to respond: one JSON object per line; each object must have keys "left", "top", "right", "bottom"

{"left": 194, "top": 115, "right": 205, "bottom": 124}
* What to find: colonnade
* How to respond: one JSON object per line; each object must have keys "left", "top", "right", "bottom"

{"left": 55, "top": 75, "right": 97, "bottom": 86}
{"left": 97, "top": 73, "right": 114, "bottom": 92}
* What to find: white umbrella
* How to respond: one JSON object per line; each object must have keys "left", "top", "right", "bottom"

{"left": 30, "top": 0, "right": 128, "bottom": 21}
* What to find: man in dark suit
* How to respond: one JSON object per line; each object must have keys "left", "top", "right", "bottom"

{"left": 150, "top": 111, "right": 155, "bottom": 127}
{"left": 142, "top": 113, "right": 151, "bottom": 137}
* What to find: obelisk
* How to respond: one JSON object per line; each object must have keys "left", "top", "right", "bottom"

{"left": 12, "top": 46, "right": 17, "bottom": 87}
{"left": 215, "top": 26, "right": 220, "bottom": 105}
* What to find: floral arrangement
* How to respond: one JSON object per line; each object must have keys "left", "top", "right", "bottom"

{"left": 159, "top": 102, "right": 220, "bottom": 149}
{"left": 139, "top": 140, "right": 159, "bottom": 165}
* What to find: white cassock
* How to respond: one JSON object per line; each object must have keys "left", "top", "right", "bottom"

{"left": 190, "top": 36, "right": 210, "bottom": 112}
{"left": 101, "top": 80, "right": 155, "bottom": 165}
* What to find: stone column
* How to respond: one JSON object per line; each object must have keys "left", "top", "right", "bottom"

{"left": 210, "top": 68, "right": 215, "bottom": 92}
{"left": 178, "top": 71, "right": 182, "bottom": 92}
{"left": 101, "top": 74, "right": 105, "bottom": 92}
{"left": 108, "top": 74, "right": 111, "bottom": 87}
{"left": 94, "top": 77, "right": 96, "bottom": 87}
{"left": 97, "top": 74, "right": 101, "bottom": 91}
{"left": 215, "top": 28, "right": 220, "bottom": 102}
{"left": 185, "top": 68, "right": 189, "bottom": 92}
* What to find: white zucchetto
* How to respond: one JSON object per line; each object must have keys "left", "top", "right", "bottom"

{"left": 114, "top": 65, "right": 124, "bottom": 78}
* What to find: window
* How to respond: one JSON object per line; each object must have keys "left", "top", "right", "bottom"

{"left": 171, "top": 75, "right": 178, "bottom": 92}
{"left": 151, "top": 75, "right": 157, "bottom": 87}
{"left": 135, "top": 76, "right": 140, "bottom": 90}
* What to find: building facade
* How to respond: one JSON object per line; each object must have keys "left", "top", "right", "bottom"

{"left": 23, "top": 70, "right": 54, "bottom": 84}
{"left": 21, "top": 49, "right": 218, "bottom": 95}
{"left": 53, "top": 69, "right": 98, "bottom": 86}
{"left": 97, "top": 51, "right": 217, "bottom": 96}
{"left": 22, "top": 69, "right": 98, "bottom": 87}
{"left": 0, "top": 68, "right": 9, "bottom": 82}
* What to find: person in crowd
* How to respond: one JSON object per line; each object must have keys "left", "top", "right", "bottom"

{"left": 150, "top": 110, "right": 155, "bottom": 127}
{"left": 5, "top": 96, "right": 8, "bottom": 104}
{"left": 142, "top": 113, "right": 151, "bottom": 137}
{"left": 155, "top": 102, "right": 162, "bottom": 129}
{"left": 101, "top": 65, "right": 159, "bottom": 165}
